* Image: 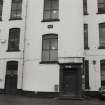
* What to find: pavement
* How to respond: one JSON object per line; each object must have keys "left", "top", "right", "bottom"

{"left": 0, "top": 94, "right": 105, "bottom": 105}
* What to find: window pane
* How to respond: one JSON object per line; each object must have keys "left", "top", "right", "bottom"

{"left": 11, "top": 4, "right": 17, "bottom": 10}
{"left": 11, "top": 11, "right": 18, "bottom": 18}
{"left": 0, "top": 6, "right": 2, "bottom": 17}
{"left": 51, "top": 10, "right": 59, "bottom": 19}
{"left": 51, "top": 0, "right": 59, "bottom": 9}
{"left": 99, "top": 0, "right": 105, "bottom": 3}
{"left": 42, "top": 50, "right": 49, "bottom": 61}
{"left": 7, "top": 61, "right": 18, "bottom": 70}
{"left": 15, "top": 10, "right": 22, "bottom": 18}
{"left": 43, "top": 10, "right": 50, "bottom": 20}
{"left": 50, "top": 39, "right": 58, "bottom": 50}
{"left": 42, "top": 34, "right": 58, "bottom": 62}
{"left": 11, "top": 0, "right": 22, "bottom": 19}
{"left": 50, "top": 50, "right": 58, "bottom": 61}
{"left": 6, "top": 61, "right": 18, "bottom": 75}
{"left": 8, "top": 28, "right": 20, "bottom": 51}
{"left": 99, "top": 23, "right": 105, "bottom": 47}
{"left": 84, "top": 24, "right": 88, "bottom": 49}
{"left": 0, "top": 0, "right": 3, "bottom": 20}
{"left": 83, "top": 0, "right": 87, "bottom": 15}
{"left": 98, "top": 0, "right": 105, "bottom": 14}
{"left": 101, "top": 81, "right": 105, "bottom": 86}
{"left": 8, "top": 42, "right": 16, "bottom": 50}
{"left": 99, "top": 4, "right": 105, "bottom": 8}
{"left": 99, "top": 28, "right": 105, "bottom": 47}
{"left": 101, "top": 62, "right": 105, "bottom": 80}
{"left": 43, "top": 39, "right": 50, "bottom": 50}
{"left": 101, "top": 60, "right": 105, "bottom": 87}
{"left": 43, "top": 0, "right": 59, "bottom": 20}
{"left": 44, "top": 0, "right": 51, "bottom": 10}
{"left": 17, "top": 3, "right": 22, "bottom": 10}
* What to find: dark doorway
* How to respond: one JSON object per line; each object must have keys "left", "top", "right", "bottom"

{"left": 63, "top": 69, "right": 78, "bottom": 96}
{"left": 5, "top": 61, "right": 18, "bottom": 94}
{"left": 60, "top": 64, "right": 82, "bottom": 97}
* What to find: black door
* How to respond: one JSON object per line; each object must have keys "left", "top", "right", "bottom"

{"left": 63, "top": 69, "right": 79, "bottom": 96}
{"left": 5, "top": 61, "right": 18, "bottom": 94}
{"left": 5, "top": 75, "right": 17, "bottom": 94}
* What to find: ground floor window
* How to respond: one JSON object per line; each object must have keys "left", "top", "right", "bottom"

{"left": 100, "top": 60, "right": 105, "bottom": 88}
{"left": 99, "top": 23, "right": 105, "bottom": 48}
{"left": 84, "top": 60, "right": 89, "bottom": 89}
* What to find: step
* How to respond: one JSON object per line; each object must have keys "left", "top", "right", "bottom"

{"left": 58, "top": 96, "right": 84, "bottom": 100}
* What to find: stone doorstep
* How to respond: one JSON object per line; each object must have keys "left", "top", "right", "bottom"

{"left": 58, "top": 95, "right": 84, "bottom": 100}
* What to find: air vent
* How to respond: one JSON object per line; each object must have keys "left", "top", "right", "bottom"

{"left": 54, "top": 84, "right": 59, "bottom": 92}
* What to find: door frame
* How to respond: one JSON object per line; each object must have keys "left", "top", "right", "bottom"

{"left": 59, "top": 63, "right": 82, "bottom": 97}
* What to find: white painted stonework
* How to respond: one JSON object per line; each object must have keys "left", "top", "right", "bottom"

{"left": 23, "top": 0, "right": 84, "bottom": 92}
{"left": 84, "top": 0, "right": 105, "bottom": 91}
{"left": 0, "top": 0, "right": 27, "bottom": 89}
{"left": 0, "top": 0, "right": 104, "bottom": 93}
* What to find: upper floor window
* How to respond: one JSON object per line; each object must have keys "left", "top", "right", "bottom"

{"left": 41, "top": 34, "right": 58, "bottom": 63}
{"left": 84, "top": 24, "right": 89, "bottom": 49}
{"left": 7, "top": 28, "right": 20, "bottom": 51}
{"left": 98, "top": 0, "right": 105, "bottom": 14}
{"left": 99, "top": 23, "right": 105, "bottom": 49}
{"left": 43, "top": 0, "right": 59, "bottom": 22}
{"left": 83, "top": 0, "right": 88, "bottom": 15}
{"left": 100, "top": 60, "right": 105, "bottom": 87}
{"left": 0, "top": 0, "right": 3, "bottom": 20}
{"left": 10, "top": 0, "right": 22, "bottom": 20}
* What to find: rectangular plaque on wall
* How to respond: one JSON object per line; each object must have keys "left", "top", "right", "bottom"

{"left": 48, "top": 25, "right": 53, "bottom": 29}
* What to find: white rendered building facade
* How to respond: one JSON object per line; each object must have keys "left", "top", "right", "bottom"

{"left": 0, "top": 0, "right": 105, "bottom": 97}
